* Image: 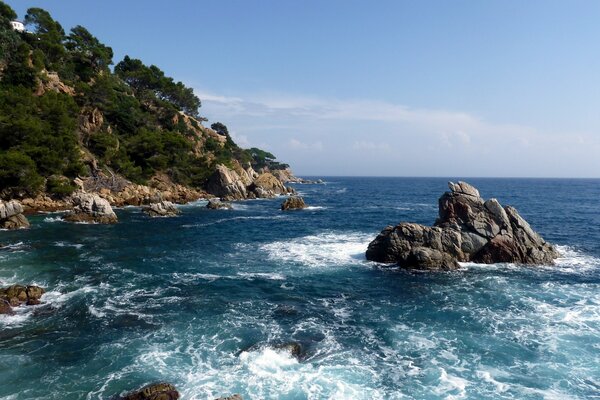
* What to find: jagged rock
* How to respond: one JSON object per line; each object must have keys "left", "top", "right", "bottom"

{"left": 64, "top": 192, "right": 117, "bottom": 224}
{"left": 366, "top": 181, "right": 558, "bottom": 269}
{"left": 206, "top": 199, "right": 233, "bottom": 210}
{"left": 118, "top": 383, "right": 179, "bottom": 400}
{"left": 249, "top": 172, "right": 290, "bottom": 198}
{"left": 0, "top": 200, "right": 30, "bottom": 229}
{"left": 206, "top": 164, "right": 249, "bottom": 200}
{"left": 143, "top": 201, "right": 180, "bottom": 217}
{"left": 281, "top": 196, "right": 307, "bottom": 210}
{"left": 0, "top": 285, "right": 45, "bottom": 313}
{"left": 215, "top": 395, "right": 243, "bottom": 400}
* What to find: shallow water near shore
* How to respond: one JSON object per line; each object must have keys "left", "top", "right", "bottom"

{"left": 1, "top": 177, "right": 600, "bottom": 399}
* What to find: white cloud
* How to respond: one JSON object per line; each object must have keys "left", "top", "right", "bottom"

{"left": 195, "top": 89, "right": 600, "bottom": 177}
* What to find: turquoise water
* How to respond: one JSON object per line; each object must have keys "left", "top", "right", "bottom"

{"left": 1, "top": 178, "right": 599, "bottom": 399}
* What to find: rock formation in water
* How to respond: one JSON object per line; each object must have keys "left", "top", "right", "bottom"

{"left": 0, "top": 200, "right": 30, "bottom": 229}
{"left": 206, "top": 163, "right": 294, "bottom": 201}
{"left": 117, "top": 383, "right": 179, "bottom": 400}
{"left": 142, "top": 201, "right": 180, "bottom": 217}
{"left": 63, "top": 192, "right": 118, "bottom": 224}
{"left": 215, "top": 395, "right": 243, "bottom": 400}
{"left": 0, "top": 285, "right": 45, "bottom": 315}
{"left": 206, "top": 198, "right": 233, "bottom": 210}
{"left": 281, "top": 196, "right": 307, "bottom": 210}
{"left": 366, "top": 181, "right": 559, "bottom": 270}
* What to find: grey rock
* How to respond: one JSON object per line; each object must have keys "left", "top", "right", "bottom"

{"left": 367, "top": 181, "right": 558, "bottom": 269}
{"left": 143, "top": 201, "right": 180, "bottom": 217}
{"left": 64, "top": 192, "right": 117, "bottom": 224}
{"left": 0, "top": 200, "right": 29, "bottom": 229}
{"left": 206, "top": 199, "right": 233, "bottom": 210}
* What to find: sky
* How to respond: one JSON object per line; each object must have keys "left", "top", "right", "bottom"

{"left": 7, "top": 0, "right": 600, "bottom": 177}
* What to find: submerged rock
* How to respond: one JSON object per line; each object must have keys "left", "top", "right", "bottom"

{"left": 117, "top": 382, "right": 179, "bottom": 400}
{"left": 366, "top": 181, "right": 558, "bottom": 270}
{"left": 64, "top": 192, "right": 117, "bottom": 224}
{"left": 143, "top": 201, "right": 180, "bottom": 217}
{"left": 281, "top": 196, "right": 307, "bottom": 210}
{"left": 0, "top": 200, "right": 30, "bottom": 229}
{"left": 0, "top": 285, "right": 45, "bottom": 314}
{"left": 215, "top": 395, "right": 243, "bottom": 400}
{"left": 206, "top": 199, "right": 233, "bottom": 210}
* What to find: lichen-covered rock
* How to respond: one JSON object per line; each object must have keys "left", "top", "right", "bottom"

{"left": 206, "top": 199, "right": 233, "bottom": 210}
{"left": 143, "top": 201, "right": 180, "bottom": 217}
{"left": 64, "top": 192, "right": 118, "bottom": 224}
{"left": 366, "top": 181, "right": 558, "bottom": 269}
{"left": 118, "top": 383, "right": 179, "bottom": 400}
{"left": 0, "top": 200, "right": 30, "bottom": 229}
{"left": 0, "top": 285, "right": 45, "bottom": 314}
{"left": 281, "top": 196, "right": 307, "bottom": 210}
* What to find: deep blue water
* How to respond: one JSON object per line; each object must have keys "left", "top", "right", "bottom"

{"left": 1, "top": 178, "right": 599, "bottom": 399}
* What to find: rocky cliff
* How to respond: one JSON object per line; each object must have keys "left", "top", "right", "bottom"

{"left": 206, "top": 162, "right": 294, "bottom": 201}
{"left": 366, "top": 181, "right": 558, "bottom": 270}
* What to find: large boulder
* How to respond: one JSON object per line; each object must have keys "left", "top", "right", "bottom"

{"left": 0, "top": 285, "right": 45, "bottom": 314}
{"left": 366, "top": 181, "right": 558, "bottom": 270}
{"left": 0, "top": 200, "right": 30, "bottom": 229}
{"left": 143, "top": 201, "right": 180, "bottom": 217}
{"left": 64, "top": 192, "right": 118, "bottom": 224}
{"left": 281, "top": 196, "right": 307, "bottom": 210}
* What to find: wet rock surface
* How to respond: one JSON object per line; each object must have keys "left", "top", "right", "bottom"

{"left": 366, "top": 181, "right": 558, "bottom": 270}
{"left": 281, "top": 196, "right": 307, "bottom": 210}
{"left": 0, "top": 285, "right": 45, "bottom": 314}
{"left": 116, "top": 383, "right": 179, "bottom": 400}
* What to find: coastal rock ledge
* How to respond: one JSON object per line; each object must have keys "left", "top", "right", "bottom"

{"left": 366, "top": 181, "right": 558, "bottom": 270}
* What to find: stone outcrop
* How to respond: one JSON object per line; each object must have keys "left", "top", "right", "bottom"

{"left": 0, "top": 285, "right": 45, "bottom": 315}
{"left": 206, "top": 164, "right": 294, "bottom": 201}
{"left": 272, "top": 168, "right": 323, "bottom": 184}
{"left": 0, "top": 200, "right": 30, "bottom": 229}
{"left": 117, "top": 383, "right": 179, "bottom": 400}
{"left": 281, "top": 196, "right": 307, "bottom": 210}
{"left": 366, "top": 181, "right": 558, "bottom": 270}
{"left": 215, "top": 395, "right": 243, "bottom": 400}
{"left": 206, "top": 199, "right": 233, "bottom": 210}
{"left": 64, "top": 192, "right": 118, "bottom": 224}
{"left": 143, "top": 201, "right": 180, "bottom": 217}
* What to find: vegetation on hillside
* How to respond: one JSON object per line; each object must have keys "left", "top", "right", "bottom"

{"left": 0, "top": 2, "right": 287, "bottom": 199}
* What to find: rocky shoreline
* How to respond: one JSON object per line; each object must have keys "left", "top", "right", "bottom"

{"left": 1, "top": 165, "right": 309, "bottom": 228}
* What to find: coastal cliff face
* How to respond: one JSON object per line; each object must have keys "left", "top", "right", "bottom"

{"left": 206, "top": 163, "right": 294, "bottom": 201}
{"left": 366, "top": 181, "right": 558, "bottom": 269}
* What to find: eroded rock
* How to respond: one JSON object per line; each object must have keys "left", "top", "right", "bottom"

{"left": 0, "top": 285, "right": 45, "bottom": 314}
{"left": 366, "top": 181, "right": 558, "bottom": 269}
{"left": 0, "top": 200, "right": 30, "bottom": 229}
{"left": 64, "top": 192, "right": 117, "bottom": 224}
{"left": 118, "top": 382, "right": 179, "bottom": 400}
{"left": 143, "top": 201, "right": 180, "bottom": 217}
{"left": 281, "top": 196, "right": 307, "bottom": 210}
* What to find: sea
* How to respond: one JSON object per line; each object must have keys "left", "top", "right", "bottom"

{"left": 0, "top": 177, "right": 599, "bottom": 400}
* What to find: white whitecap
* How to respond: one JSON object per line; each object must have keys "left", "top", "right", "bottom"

{"left": 260, "top": 232, "right": 371, "bottom": 268}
